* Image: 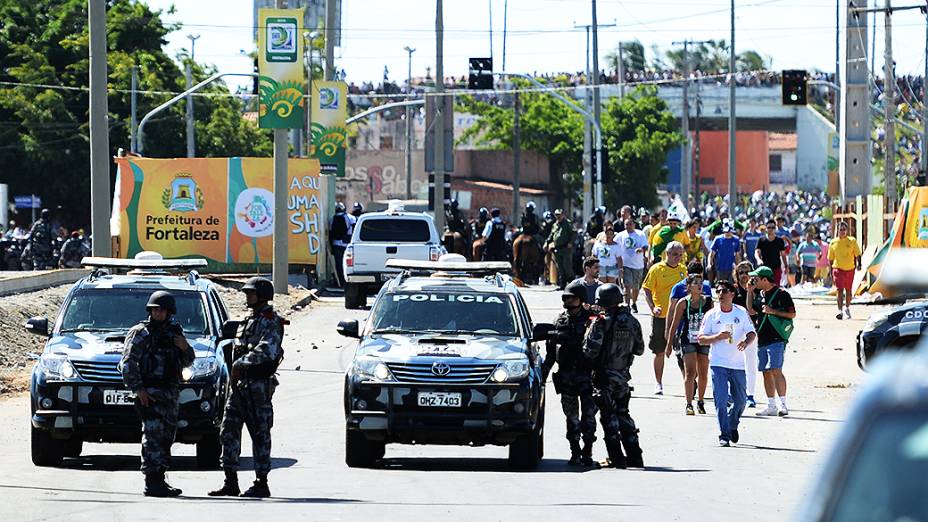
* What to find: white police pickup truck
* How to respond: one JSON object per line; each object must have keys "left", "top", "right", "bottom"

{"left": 342, "top": 201, "right": 444, "bottom": 309}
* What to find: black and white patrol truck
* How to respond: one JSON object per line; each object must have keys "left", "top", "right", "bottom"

{"left": 337, "top": 255, "right": 553, "bottom": 469}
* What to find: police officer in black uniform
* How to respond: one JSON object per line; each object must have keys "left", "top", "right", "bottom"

{"left": 586, "top": 206, "right": 606, "bottom": 240}
{"left": 351, "top": 202, "right": 364, "bottom": 218}
{"left": 472, "top": 207, "right": 490, "bottom": 240}
{"left": 445, "top": 199, "right": 471, "bottom": 244}
{"left": 120, "top": 291, "right": 195, "bottom": 496}
{"left": 582, "top": 283, "right": 646, "bottom": 468}
{"left": 543, "top": 280, "right": 598, "bottom": 466}
{"left": 28, "top": 208, "right": 54, "bottom": 270}
{"left": 329, "top": 202, "right": 353, "bottom": 287}
{"left": 481, "top": 208, "right": 508, "bottom": 261}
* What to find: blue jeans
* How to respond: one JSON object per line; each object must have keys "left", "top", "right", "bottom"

{"left": 711, "top": 366, "right": 747, "bottom": 441}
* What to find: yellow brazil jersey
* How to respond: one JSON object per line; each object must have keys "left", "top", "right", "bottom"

{"left": 828, "top": 236, "right": 861, "bottom": 271}
{"left": 641, "top": 261, "right": 687, "bottom": 318}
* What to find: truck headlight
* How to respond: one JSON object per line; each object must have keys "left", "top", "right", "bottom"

{"left": 41, "top": 354, "right": 77, "bottom": 380}
{"left": 490, "top": 357, "right": 530, "bottom": 382}
{"left": 351, "top": 356, "right": 395, "bottom": 382}
{"left": 182, "top": 356, "right": 219, "bottom": 381}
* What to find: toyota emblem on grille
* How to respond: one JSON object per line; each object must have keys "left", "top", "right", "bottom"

{"left": 431, "top": 362, "right": 451, "bottom": 376}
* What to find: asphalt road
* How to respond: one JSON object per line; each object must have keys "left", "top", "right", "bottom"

{"left": 0, "top": 286, "right": 861, "bottom": 521}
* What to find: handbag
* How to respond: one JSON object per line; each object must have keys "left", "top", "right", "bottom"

{"left": 759, "top": 289, "right": 794, "bottom": 341}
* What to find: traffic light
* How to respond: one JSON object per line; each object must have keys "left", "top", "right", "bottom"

{"left": 598, "top": 148, "right": 612, "bottom": 185}
{"left": 781, "top": 69, "right": 807, "bottom": 106}
{"left": 468, "top": 57, "right": 493, "bottom": 90}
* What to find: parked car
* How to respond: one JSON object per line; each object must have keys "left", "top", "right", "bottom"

{"left": 338, "top": 256, "right": 552, "bottom": 469}
{"left": 28, "top": 254, "right": 233, "bottom": 467}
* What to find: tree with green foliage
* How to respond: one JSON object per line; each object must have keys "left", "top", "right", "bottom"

{"left": 604, "top": 40, "right": 646, "bottom": 75}
{"left": 0, "top": 0, "right": 272, "bottom": 224}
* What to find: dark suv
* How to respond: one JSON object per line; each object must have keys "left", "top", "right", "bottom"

{"left": 338, "top": 258, "right": 552, "bottom": 469}
{"left": 27, "top": 257, "right": 233, "bottom": 467}
{"left": 856, "top": 301, "right": 928, "bottom": 370}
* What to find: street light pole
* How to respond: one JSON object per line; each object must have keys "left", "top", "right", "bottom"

{"left": 590, "top": 0, "right": 604, "bottom": 209}
{"left": 433, "top": 0, "right": 446, "bottom": 234}
{"left": 728, "top": 0, "right": 737, "bottom": 209}
{"left": 186, "top": 34, "right": 200, "bottom": 158}
{"left": 404, "top": 46, "right": 416, "bottom": 200}
{"left": 88, "top": 0, "right": 111, "bottom": 256}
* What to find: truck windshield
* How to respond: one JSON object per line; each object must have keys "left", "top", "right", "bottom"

{"left": 370, "top": 292, "right": 519, "bottom": 336}
{"left": 359, "top": 219, "right": 431, "bottom": 242}
{"left": 59, "top": 289, "right": 210, "bottom": 335}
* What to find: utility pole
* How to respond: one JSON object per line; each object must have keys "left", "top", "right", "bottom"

{"left": 617, "top": 42, "right": 625, "bottom": 97}
{"left": 835, "top": 0, "right": 841, "bottom": 128}
{"left": 325, "top": 0, "right": 337, "bottom": 79}
{"left": 404, "top": 46, "right": 416, "bottom": 200}
{"left": 89, "top": 0, "right": 111, "bottom": 256}
{"left": 130, "top": 65, "right": 138, "bottom": 154}
{"left": 488, "top": 0, "right": 493, "bottom": 66}
{"left": 513, "top": 91, "right": 521, "bottom": 224}
{"left": 590, "top": 0, "right": 604, "bottom": 209}
{"left": 728, "top": 0, "right": 737, "bottom": 209}
{"left": 502, "top": 0, "right": 508, "bottom": 72}
{"left": 575, "top": 18, "right": 614, "bottom": 216}
{"left": 672, "top": 38, "right": 713, "bottom": 205}
{"left": 923, "top": 5, "right": 928, "bottom": 179}
{"left": 186, "top": 34, "right": 200, "bottom": 158}
{"left": 433, "top": 0, "right": 446, "bottom": 234}
{"left": 272, "top": 0, "right": 288, "bottom": 295}
{"left": 694, "top": 78, "right": 702, "bottom": 203}
{"left": 884, "top": 0, "right": 896, "bottom": 202}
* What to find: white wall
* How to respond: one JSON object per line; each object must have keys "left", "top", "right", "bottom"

{"left": 795, "top": 106, "right": 834, "bottom": 191}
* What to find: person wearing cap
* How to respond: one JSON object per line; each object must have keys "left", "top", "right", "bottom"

{"left": 709, "top": 222, "right": 741, "bottom": 283}
{"left": 641, "top": 241, "right": 688, "bottom": 395}
{"left": 543, "top": 280, "right": 598, "bottom": 466}
{"left": 120, "top": 291, "right": 195, "bottom": 497}
{"left": 745, "top": 266, "right": 795, "bottom": 417}
{"left": 546, "top": 209, "right": 575, "bottom": 290}
{"left": 697, "top": 280, "right": 756, "bottom": 447}
{"left": 650, "top": 213, "right": 690, "bottom": 264}
{"left": 210, "top": 277, "right": 285, "bottom": 498}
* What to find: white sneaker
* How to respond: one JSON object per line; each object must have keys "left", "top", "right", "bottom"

{"left": 654, "top": 383, "right": 664, "bottom": 395}
{"left": 778, "top": 406, "right": 789, "bottom": 417}
{"left": 756, "top": 405, "right": 779, "bottom": 416}
{"left": 844, "top": 307, "right": 852, "bottom": 320}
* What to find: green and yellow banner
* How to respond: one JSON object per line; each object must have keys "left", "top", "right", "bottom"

{"left": 311, "top": 80, "right": 348, "bottom": 177}
{"left": 258, "top": 8, "right": 305, "bottom": 129}
{"left": 114, "top": 157, "right": 323, "bottom": 264}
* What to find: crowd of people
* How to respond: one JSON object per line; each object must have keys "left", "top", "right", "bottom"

{"left": 0, "top": 209, "right": 91, "bottom": 270}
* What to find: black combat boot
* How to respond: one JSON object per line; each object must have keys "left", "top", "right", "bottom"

{"left": 567, "top": 440, "right": 582, "bottom": 466}
{"left": 241, "top": 476, "right": 271, "bottom": 498}
{"left": 605, "top": 438, "right": 626, "bottom": 469}
{"left": 580, "top": 440, "right": 595, "bottom": 467}
{"left": 208, "top": 469, "right": 240, "bottom": 497}
{"left": 144, "top": 471, "right": 182, "bottom": 498}
{"left": 623, "top": 439, "right": 645, "bottom": 469}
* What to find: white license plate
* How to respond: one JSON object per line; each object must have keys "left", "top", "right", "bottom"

{"left": 103, "top": 390, "right": 134, "bottom": 406}
{"left": 417, "top": 392, "right": 462, "bottom": 408}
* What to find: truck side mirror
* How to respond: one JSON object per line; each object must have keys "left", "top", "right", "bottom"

{"left": 337, "top": 319, "right": 361, "bottom": 339}
{"left": 25, "top": 317, "right": 49, "bottom": 337}
{"left": 532, "top": 322, "right": 555, "bottom": 342}
{"left": 221, "top": 320, "right": 240, "bottom": 340}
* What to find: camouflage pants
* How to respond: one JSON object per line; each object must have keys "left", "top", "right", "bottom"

{"left": 597, "top": 380, "right": 640, "bottom": 447}
{"left": 553, "top": 249, "right": 572, "bottom": 289}
{"left": 135, "top": 387, "right": 179, "bottom": 476}
{"left": 220, "top": 377, "right": 277, "bottom": 476}
{"left": 556, "top": 368, "right": 597, "bottom": 443}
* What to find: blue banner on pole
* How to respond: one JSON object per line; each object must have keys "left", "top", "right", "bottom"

{"left": 14, "top": 195, "right": 41, "bottom": 209}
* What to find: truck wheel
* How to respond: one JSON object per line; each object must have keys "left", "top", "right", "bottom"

{"left": 345, "top": 430, "right": 384, "bottom": 468}
{"left": 196, "top": 431, "right": 222, "bottom": 469}
{"left": 31, "top": 426, "right": 63, "bottom": 467}
{"left": 61, "top": 437, "right": 83, "bottom": 458}
{"left": 508, "top": 427, "right": 543, "bottom": 470}
{"left": 345, "top": 283, "right": 363, "bottom": 309}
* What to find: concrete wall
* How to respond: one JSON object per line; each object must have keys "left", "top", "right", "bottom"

{"left": 769, "top": 149, "right": 797, "bottom": 185}
{"left": 796, "top": 106, "right": 834, "bottom": 192}
{"left": 692, "top": 131, "right": 770, "bottom": 194}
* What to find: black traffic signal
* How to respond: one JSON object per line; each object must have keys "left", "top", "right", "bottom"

{"left": 782, "top": 69, "right": 807, "bottom": 106}
{"left": 598, "top": 148, "right": 612, "bottom": 185}
{"left": 468, "top": 57, "right": 493, "bottom": 90}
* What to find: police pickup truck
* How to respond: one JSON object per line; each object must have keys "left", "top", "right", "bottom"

{"left": 338, "top": 255, "right": 553, "bottom": 469}
{"left": 26, "top": 254, "right": 232, "bottom": 467}
{"left": 342, "top": 200, "right": 444, "bottom": 309}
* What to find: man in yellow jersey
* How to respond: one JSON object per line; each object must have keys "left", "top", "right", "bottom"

{"left": 642, "top": 241, "right": 688, "bottom": 395}
{"left": 827, "top": 221, "right": 861, "bottom": 320}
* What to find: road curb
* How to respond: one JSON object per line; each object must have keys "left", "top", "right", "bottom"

{"left": 0, "top": 269, "right": 90, "bottom": 297}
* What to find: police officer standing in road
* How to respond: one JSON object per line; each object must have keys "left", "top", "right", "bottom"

{"left": 543, "top": 280, "right": 598, "bottom": 466}
{"left": 546, "top": 209, "right": 574, "bottom": 289}
{"left": 209, "top": 277, "right": 284, "bottom": 499}
{"left": 582, "top": 283, "right": 646, "bottom": 468}
{"left": 329, "top": 202, "right": 353, "bottom": 287}
{"left": 28, "top": 208, "right": 54, "bottom": 270}
{"left": 120, "top": 291, "right": 195, "bottom": 497}
{"left": 481, "top": 208, "right": 508, "bottom": 262}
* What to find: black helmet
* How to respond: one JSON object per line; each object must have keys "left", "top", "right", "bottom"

{"left": 352, "top": 202, "right": 363, "bottom": 212}
{"left": 41, "top": 208, "right": 50, "bottom": 219}
{"left": 241, "top": 276, "right": 274, "bottom": 301}
{"left": 526, "top": 201, "right": 536, "bottom": 212}
{"left": 479, "top": 207, "right": 489, "bottom": 218}
{"left": 335, "top": 202, "right": 346, "bottom": 213}
{"left": 594, "top": 206, "right": 604, "bottom": 216}
{"left": 450, "top": 198, "right": 459, "bottom": 210}
{"left": 543, "top": 210, "right": 553, "bottom": 221}
{"left": 146, "top": 291, "right": 176, "bottom": 314}
{"left": 594, "top": 283, "right": 624, "bottom": 308}
{"left": 491, "top": 208, "right": 501, "bottom": 218}
{"left": 561, "top": 280, "right": 587, "bottom": 301}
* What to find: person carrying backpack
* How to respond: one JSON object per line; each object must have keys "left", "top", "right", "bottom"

{"left": 745, "top": 266, "right": 796, "bottom": 417}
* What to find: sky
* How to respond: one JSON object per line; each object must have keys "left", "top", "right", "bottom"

{"left": 143, "top": 0, "right": 928, "bottom": 94}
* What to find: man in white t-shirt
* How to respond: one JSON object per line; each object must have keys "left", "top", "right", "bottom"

{"left": 616, "top": 218, "right": 649, "bottom": 311}
{"left": 698, "top": 280, "right": 757, "bottom": 447}
{"left": 592, "top": 227, "right": 623, "bottom": 284}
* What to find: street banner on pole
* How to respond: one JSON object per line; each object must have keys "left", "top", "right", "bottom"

{"left": 258, "top": 7, "right": 305, "bottom": 129}
{"left": 113, "top": 157, "right": 323, "bottom": 264}
{"left": 310, "top": 80, "right": 348, "bottom": 178}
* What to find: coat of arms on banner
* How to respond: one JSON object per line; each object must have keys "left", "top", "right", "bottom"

{"left": 162, "top": 174, "right": 203, "bottom": 212}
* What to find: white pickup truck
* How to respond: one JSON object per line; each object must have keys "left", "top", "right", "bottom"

{"left": 342, "top": 201, "right": 444, "bottom": 309}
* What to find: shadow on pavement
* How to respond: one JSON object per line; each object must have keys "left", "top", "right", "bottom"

{"left": 734, "top": 444, "right": 817, "bottom": 453}
{"left": 0, "top": 483, "right": 137, "bottom": 496}
{"left": 379, "top": 457, "right": 597, "bottom": 473}
{"left": 638, "top": 466, "right": 710, "bottom": 473}
{"left": 56, "top": 455, "right": 298, "bottom": 472}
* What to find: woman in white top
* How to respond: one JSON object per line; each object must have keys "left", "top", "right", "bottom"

{"left": 592, "top": 227, "right": 623, "bottom": 284}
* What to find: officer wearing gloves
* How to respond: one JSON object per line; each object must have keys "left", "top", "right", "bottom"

{"left": 542, "top": 280, "right": 597, "bottom": 466}
{"left": 209, "top": 277, "right": 285, "bottom": 499}
{"left": 582, "top": 284, "right": 646, "bottom": 468}
{"left": 120, "top": 291, "right": 195, "bottom": 497}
